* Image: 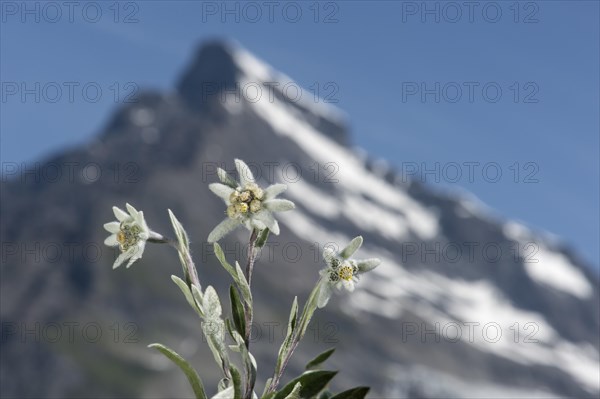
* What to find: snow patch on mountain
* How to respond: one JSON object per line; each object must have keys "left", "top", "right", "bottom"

{"left": 232, "top": 46, "right": 346, "bottom": 123}
{"left": 241, "top": 83, "right": 439, "bottom": 240}
{"left": 280, "top": 207, "right": 599, "bottom": 392}
{"left": 503, "top": 221, "right": 593, "bottom": 299}
{"left": 385, "top": 365, "right": 560, "bottom": 399}
{"left": 286, "top": 179, "right": 340, "bottom": 219}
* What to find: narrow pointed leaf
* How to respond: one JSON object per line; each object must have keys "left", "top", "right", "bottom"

{"left": 284, "top": 383, "right": 302, "bottom": 399}
{"left": 168, "top": 209, "right": 190, "bottom": 249}
{"left": 298, "top": 279, "right": 325, "bottom": 339}
{"left": 172, "top": 275, "right": 203, "bottom": 317}
{"left": 229, "top": 285, "right": 246, "bottom": 338}
{"left": 213, "top": 243, "right": 252, "bottom": 305}
{"left": 273, "top": 370, "right": 338, "bottom": 399}
{"left": 329, "top": 387, "right": 370, "bottom": 399}
{"left": 191, "top": 284, "right": 204, "bottom": 309}
{"left": 148, "top": 343, "right": 207, "bottom": 399}
{"left": 262, "top": 378, "right": 273, "bottom": 398}
{"left": 305, "top": 348, "right": 335, "bottom": 370}
{"left": 275, "top": 296, "right": 298, "bottom": 377}
{"left": 230, "top": 365, "right": 243, "bottom": 399}
{"left": 229, "top": 328, "right": 257, "bottom": 398}
{"left": 318, "top": 391, "right": 333, "bottom": 399}
{"left": 255, "top": 228, "right": 270, "bottom": 248}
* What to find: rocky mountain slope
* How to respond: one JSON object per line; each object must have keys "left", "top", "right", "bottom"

{"left": 1, "top": 40, "right": 598, "bottom": 398}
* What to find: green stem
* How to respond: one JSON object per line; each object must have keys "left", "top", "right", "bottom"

{"left": 243, "top": 228, "right": 259, "bottom": 399}
{"left": 267, "top": 279, "right": 324, "bottom": 394}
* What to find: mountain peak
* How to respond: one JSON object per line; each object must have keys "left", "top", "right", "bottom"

{"left": 177, "top": 39, "right": 241, "bottom": 107}
{"left": 176, "top": 39, "right": 349, "bottom": 145}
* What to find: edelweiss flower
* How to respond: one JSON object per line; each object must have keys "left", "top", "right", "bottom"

{"left": 207, "top": 159, "right": 295, "bottom": 243}
{"left": 317, "top": 236, "right": 381, "bottom": 308}
{"left": 104, "top": 203, "right": 150, "bottom": 269}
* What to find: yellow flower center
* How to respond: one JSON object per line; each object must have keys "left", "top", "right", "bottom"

{"left": 227, "top": 185, "right": 264, "bottom": 219}
{"left": 338, "top": 265, "right": 354, "bottom": 281}
{"left": 117, "top": 224, "right": 141, "bottom": 252}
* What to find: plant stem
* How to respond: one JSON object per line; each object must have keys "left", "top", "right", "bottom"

{"left": 267, "top": 279, "right": 323, "bottom": 394}
{"left": 269, "top": 338, "right": 300, "bottom": 393}
{"left": 244, "top": 229, "right": 259, "bottom": 345}
{"left": 243, "top": 229, "right": 259, "bottom": 399}
{"left": 245, "top": 228, "right": 259, "bottom": 286}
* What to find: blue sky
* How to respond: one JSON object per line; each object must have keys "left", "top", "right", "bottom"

{"left": 1, "top": 1, "right": 598, "bottom": 270}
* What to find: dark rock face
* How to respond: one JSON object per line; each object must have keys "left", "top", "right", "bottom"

{"left": 1, "top": 41, "right": 598, "bottom": 399}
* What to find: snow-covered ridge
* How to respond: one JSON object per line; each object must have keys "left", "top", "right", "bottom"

{"left": 280, "top": 207, "right": 600, "bottom": 393}
{"left": 243, "top": 74, "right": 439, "bottom": 241}
{"left": 503, "top": 221, "right": 593, "bottom": 299}
{"left": 231, "top": 43, "right": 347, "bottom": 125}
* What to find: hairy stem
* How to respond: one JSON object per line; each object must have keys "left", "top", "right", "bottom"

{"left": 267, "top": 279, "right": 323, "bottom": 394}
{"left": 243, "top": 228, "right": 259, "bottom": 399}
{"left": 269, "top": 339, "right": 300, "bottom": 394}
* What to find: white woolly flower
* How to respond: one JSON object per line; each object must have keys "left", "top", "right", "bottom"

{"left": 207, "top": 159, "right": 295, "bottom": 243}
{"left": 317, "top": 236, "right": 381, "bottom": 308}
{"left": 104, "top": 203, "right": 150, "bottom": 269}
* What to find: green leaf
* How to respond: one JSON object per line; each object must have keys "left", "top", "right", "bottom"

{"left": 305, "top": 348, "right": 335, "bottom": 370}
{"left": 203, "top": 286, "right": 222, "bottom": 318}
{"left": 230, "top": 365, "right": 243, "bottom": 399}
{"left": 288, "top": 296, "right": 299, "bottom": 332}
{"left": 229, "top": 285, "right": 246, "bottom": 338}
{"left": 201, "top": 288, "right": 229, "bottom": 374}
{"left": 235, "top": 261, "right": 252, "bottom": 305}
{"left": 192, "top": 284, "right": 204, "bottom": 309}
{"left": 229, "top": 328, "right": 257, "bottom": 399}
{"left": 273, "top": 370, "right": 338, "bottom": 399}
{"left": 148, "top": 343, "right": 207, "bottom": 399}
{"left": 318, "top": 391, "right": 333, "bottom": 399}
{"left": 168, "top": 209, "right": 190, "bottom": 250}
{"left": 168, "top": 209, "right": 196, "bottom": 286}
{"left": 262, "top": 378, "right": 273, "bottom": 398}
{"left": 214, "top": 243, "right": 252, "bottom": 305}
{"left": 202, "top": 317, "right": 229, "bottom": 374}
{"left": 297, "top": 279, "right": 324, "bottom": 340}
{"left": 255, "top": 228, "right": 270, "bottom": 248}
{"left": 274, "top": 297, "right": 298, "bottom": 378}
{"left": 283, "top": 383, "right": 302, "bottom": 399}
{"left": 172, "top": 275, "right": 203, "bottom": 317}
{"left": 329, "top": 387, "right": 370, "bottom": 399}
{"left": 339, "top": 236, "right": 363, "bottom": 259}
